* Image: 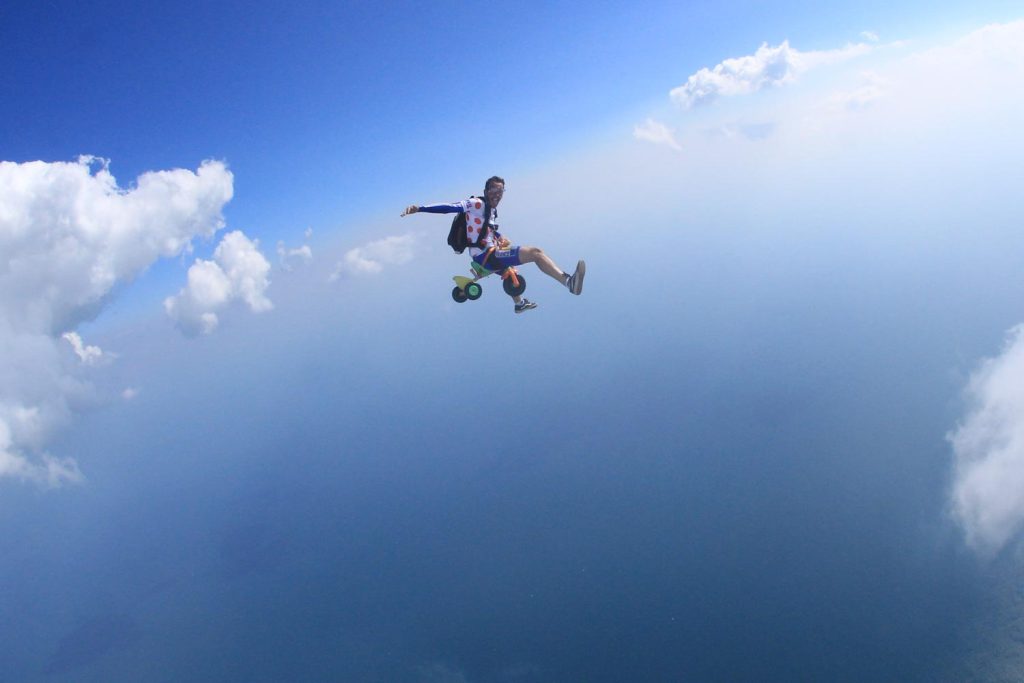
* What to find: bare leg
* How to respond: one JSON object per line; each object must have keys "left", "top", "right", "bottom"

{"left": 518, "top": 246, "right": 568, "bottom": 284}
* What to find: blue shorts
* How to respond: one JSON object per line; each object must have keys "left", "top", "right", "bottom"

{"left": 473, "top": 246, "right": 522, "bottom": 272}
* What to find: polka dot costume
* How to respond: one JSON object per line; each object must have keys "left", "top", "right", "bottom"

{"left": 459, "top": 197, "right": 500, "bottom": 257}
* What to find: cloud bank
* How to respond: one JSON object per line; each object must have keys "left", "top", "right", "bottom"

{"left": 165, "top": 230, "right": 273, "bottom": 336}
{"left": 670, "top": 40, "right": 872, "bottom": 109}
{"left": 0, "top": 156, "right": 234, "bottom": 483}
{"left": 951, "top": 326, "right": 1024, "bottom": 556}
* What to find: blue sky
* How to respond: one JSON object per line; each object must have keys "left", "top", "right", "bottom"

{"left": 4, "top": 0, "right": 1021, "bottom": 242}
{"left": 3, "top": 2, "right": 1024, "bottom": 681}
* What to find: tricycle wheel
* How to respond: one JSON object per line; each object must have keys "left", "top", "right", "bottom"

{"left": 452, "top": 286, "right": 468, "bottom": 303}
{"left": 466, "top": 282, "right": 482, "bottom": 300}
{"left": 502, "top": 273, "right": 526, "bottom": 297}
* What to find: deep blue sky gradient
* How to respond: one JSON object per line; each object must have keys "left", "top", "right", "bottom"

{"left": 6, "top": 188, "right": 1023, "bottom": 679}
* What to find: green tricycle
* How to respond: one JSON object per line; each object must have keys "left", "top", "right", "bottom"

{"left": 451, "top": 260, "right": 527, "bottom": 303}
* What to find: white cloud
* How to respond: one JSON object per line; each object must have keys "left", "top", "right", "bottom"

{"left": 861, "top": 31, "right": 880, "bottom": 43}
{"left": 0, "top": 156, "right": 233, "bottom": 483}
{"left": 165, "top": 230, "right": 273, "bottom": 336}
{"left": 670, "top": 40, "right": 873, "bottom": 108}
{"left": 950, "top": 325, "right": 1024, "bottom": 556}
{"left": 1, "top": 156, "right": 232, "bottom": 333}
{"left": 633, "top": 118, "right": 683, "bottom": 151}
{"left": 122, "top": 387, "right": 139, "bottom": 401}
{"left": 277, "top": 240, "right": 313, "bottom": 271}
{"left": 0, "top": 415, "right": 83, "bottom": 486}
{"left": 330, "top": 233, "right": 418, "bottom": 281}
{"left": 62, "top": 331, "right": 104, "bottom": 365}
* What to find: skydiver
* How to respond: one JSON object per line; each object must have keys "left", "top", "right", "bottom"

{"left": 401, "top": 176, "right": 585, "bottom": 314}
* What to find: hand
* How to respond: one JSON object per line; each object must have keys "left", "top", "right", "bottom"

{"left": 498, "top": 237, "right": 511, "bottom": 249}
{"left": 401, "top": 205, "right": 418, "bottom": 217}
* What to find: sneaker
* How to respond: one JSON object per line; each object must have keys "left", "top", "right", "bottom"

{"left": 515, "top": 298, "right": 538, "bottom": 314}
{"left": 566, "top": 260, "right": 586, "bottom": 295}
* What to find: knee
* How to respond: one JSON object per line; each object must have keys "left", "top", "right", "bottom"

{"left": 521, "top": 246, "right": 543, "bottom": 260}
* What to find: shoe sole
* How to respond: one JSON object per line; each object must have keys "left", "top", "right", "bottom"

{"left": 571, "top": 260, "right": 586, "bottom": 295}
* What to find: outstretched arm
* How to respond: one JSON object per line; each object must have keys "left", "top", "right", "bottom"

{"left": 401, "top": 201, "right": 465, "bottom": 217}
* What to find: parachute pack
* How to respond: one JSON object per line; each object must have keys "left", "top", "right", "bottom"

{"left": 446, "top": 196, "right": 492, "bottom": 254}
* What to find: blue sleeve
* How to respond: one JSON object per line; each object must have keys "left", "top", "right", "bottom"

{"left": 417, "top": 202, "right": 464, "bottom": 214}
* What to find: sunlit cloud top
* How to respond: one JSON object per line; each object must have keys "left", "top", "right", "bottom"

{"left": 670, "top": 40, "right": 873, "bottom": 109}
